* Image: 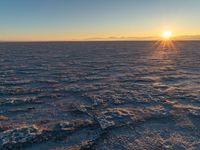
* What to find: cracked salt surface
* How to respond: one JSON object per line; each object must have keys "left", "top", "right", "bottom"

{"left": 0, "top": 41, "right": 199, "bottom": 149}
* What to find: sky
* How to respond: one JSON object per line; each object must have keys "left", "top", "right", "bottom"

{"left": 0, "top": 0, "right": 200, "bottom": 41}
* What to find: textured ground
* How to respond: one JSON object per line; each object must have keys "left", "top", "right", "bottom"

{"left": 0, "top": 41, "right": 199, "bottom": 150}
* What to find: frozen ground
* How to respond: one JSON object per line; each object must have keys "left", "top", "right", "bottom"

{"left": 0, "top": 41, "right": 199, "bottom": 149}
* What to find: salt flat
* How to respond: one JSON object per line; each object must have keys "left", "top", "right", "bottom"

{"left": 0, "top": 41, "right": 199, "bottom": 149}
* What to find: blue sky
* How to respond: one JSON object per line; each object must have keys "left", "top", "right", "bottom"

{"left": 0, "top": 0, "right": 200, "bottom": 41}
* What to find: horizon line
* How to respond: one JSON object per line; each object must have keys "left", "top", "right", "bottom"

{"left": 1, "top": 34, "right": 200, "bottom": 42}
{"left": 1, "top": 39, "right": 200, "bottom": 43}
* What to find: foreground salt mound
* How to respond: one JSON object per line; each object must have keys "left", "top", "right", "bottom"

{"left": 126, "top": 130, "right": 200, "bottom": 150}
{"left": 0, "top": 119, "right": 94, "bottom": 150}
{"left": 96, "top": 105, "right": 169, "bottom": 130}
{"left": 0, "top": 126, "right": 40, "bottom": 149}
{"left": 0, "top": 102, "right": 199, "bottom": 149}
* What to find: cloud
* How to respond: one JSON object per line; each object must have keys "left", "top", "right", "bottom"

{"left": 85, "top": 36, "right": 159, "bottom": 41}
{"left": 173, "top": 35, "right": 200, "bottom": 40}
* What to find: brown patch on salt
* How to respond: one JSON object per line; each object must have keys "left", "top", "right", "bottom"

{"left": 0, "top": 115, "right": 8, "bottom": 121}
{"left": 173, "top": 104, "right": 200, "bottom": 110}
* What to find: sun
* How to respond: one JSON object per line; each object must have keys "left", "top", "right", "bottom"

{"left": 162, "top": 31, "right": 171, "bottom": 40}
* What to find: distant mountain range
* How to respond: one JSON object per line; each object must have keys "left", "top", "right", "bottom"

{"left": 1, "top": 35, "right": 200, "bottom": 42}
{"left": 86, "top": 35, "right": 200, "bottom": 41}
{"left": 173, "top": 35, "right": 200, "bottom": 40}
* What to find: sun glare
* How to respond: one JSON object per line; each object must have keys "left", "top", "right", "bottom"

{"left": 162, "top": 31, "right": 171, "bottom": 40}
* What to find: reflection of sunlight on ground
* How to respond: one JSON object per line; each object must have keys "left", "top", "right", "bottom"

{"left": 150, "top": 40, "right": 178, "bottom": 62}
{"left": 148, "top": 40, "right": 181, "bottom": 96}
{"left": 153, "top": 39, "right": 176, "bottom": 50}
